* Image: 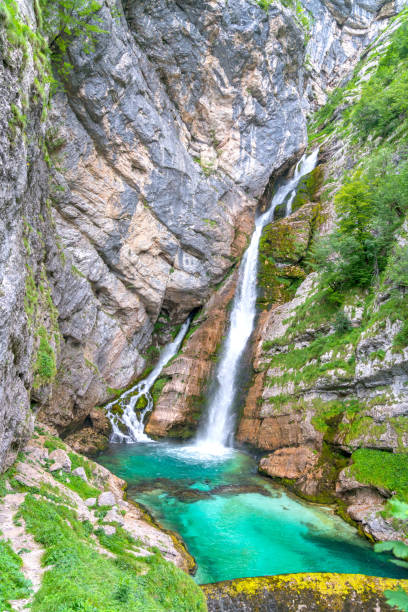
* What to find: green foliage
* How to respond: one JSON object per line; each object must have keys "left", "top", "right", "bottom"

{"left": 385, "top": 498, "right": 408, "bottom": 520}
{"left": 309, "top": 87, "right": 344, "bottom": 136}
{"left": 39, "top": 0, "right": 105, "bottom": 78}
{"left": 352, "top": 20, "right": 408, "bottom": 141}
{"left": 311, "top": 152, "right": 408, "bottom": 299}
{"left": 33, "top": 326, "right": 57, "bottom": 388}
{"left": 333, "top": 310, "right": 352, "bottom": 335}
{"left": 388, "top": 244, "right": 408, "bottom": 289}
{"left": 375, "top": 541, "right": 408, "bottom": 560}
{"left": 44, "top": 437, "right": 66, "bottom": 452}
{"left": 256, "top": 0, "right": 273, "bottom": 10}
{"left": 384, "top": 588, "right": 408, "bottom": 611}
{"left": 0, "top": 539, "right": 32, "bottom": 610}
{"left": 349, "top": 448, "right": 408, "bottom": 501}
{"left": 18, "top": 494, "right": 206, "bottom": 611}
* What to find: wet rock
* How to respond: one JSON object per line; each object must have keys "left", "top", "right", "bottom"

{"left": 64, "top": 426, "right": 110, "bottom": 457}
{"left": 146, "top": 272, "right": 239, "bottom": 437}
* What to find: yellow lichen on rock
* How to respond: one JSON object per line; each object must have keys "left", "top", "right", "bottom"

{"left": 202, "top": 573, "right": 408, "bottom": 611}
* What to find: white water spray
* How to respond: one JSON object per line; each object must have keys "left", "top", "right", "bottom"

{"left": 106, "top": 317, "right": 191, "bottom": 443}
{"left": 193, "top": 150, "right": 319, "bottom": 455}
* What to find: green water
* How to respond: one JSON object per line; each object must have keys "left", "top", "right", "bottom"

{"left": 98, "top": 442, "right": 406, "bottom": 584}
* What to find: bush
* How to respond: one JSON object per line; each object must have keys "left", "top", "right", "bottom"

{"left": 334, "top": 310, "right": 351, "bottom": 335}
{"left": 352, "top": 21, "right": 408, "bottom": 141}
{"left": 311, "top": 152, "right": 408, "bottom": 297}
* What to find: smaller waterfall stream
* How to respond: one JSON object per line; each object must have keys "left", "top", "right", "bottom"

{"left": 194, "top": 150, "right": 319, "bottom": 454}
{"left": 106, "top": 317, "right": 191, "bottom": 443}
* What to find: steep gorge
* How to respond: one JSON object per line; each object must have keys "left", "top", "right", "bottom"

{"left": 0, "top": 0, "right": 396, "bottom": 469}
{"left": 2, "top": 0, "right": 408, "bottom": 609}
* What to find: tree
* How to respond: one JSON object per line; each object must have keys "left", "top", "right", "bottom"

{"left": 39, "top": 0, "right": 105, "bottom": 78}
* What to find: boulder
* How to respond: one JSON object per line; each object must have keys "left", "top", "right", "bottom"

{"left": 104, "top": 508, "right": 125, "bottom": 526}
{"left": 72, "top": 467, "right": 88, "bottom": 481}
{"left": 98, "top": 491, "right": 116, "bottom": 507}
{"left": 259, "top": 446, "right": 319, "bottom": 480}
{"left": 49, "top": 449, "right": 71, "bottom": 472}
{"left": 102, "top": 525, "right": 116, "bottom": 536}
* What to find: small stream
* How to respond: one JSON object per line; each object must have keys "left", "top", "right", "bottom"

{"left": 99, "top": 152, "right": 404, "bottom": 585}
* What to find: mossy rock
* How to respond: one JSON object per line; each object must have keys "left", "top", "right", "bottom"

{"left": 291, "top": 164, "right": 324, "bottom": 213}
{"left": 135, "top": 395, "right": 148, "bottom": 412}
{"left": 202, "top": 573, "right": 407, "bottom": 611}
{"left": 260, "top": 202, "right": 318, "bottom": 265}
{"left": 151, "top": 376, "right": 171, "bottom": 404}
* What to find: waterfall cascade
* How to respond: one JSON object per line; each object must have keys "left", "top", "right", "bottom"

{"left": 193, "top": 150, "right": 319, "bottom": 454}
{"left": 105, "top": 150, "right": 318, "bottom": 449}
{"left": 106, "top": 317, "right": 191, "bottom": 442}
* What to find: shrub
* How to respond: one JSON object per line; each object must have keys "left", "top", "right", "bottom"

{"left": 334, "top": 310, "right": 352, "bottom": 335}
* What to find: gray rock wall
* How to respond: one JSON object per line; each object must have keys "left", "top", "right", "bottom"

{"left": 0, "top": 0, "right": 403, "bottom": 469}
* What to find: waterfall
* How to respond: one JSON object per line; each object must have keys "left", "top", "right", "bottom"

{"left": 194, "top": 150, "right": 319, "bottom": 454}
{"left": 106, "top": 317, "right": 191, "bottom": 443}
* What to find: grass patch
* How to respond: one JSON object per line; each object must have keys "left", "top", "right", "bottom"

{"left": 68, "top": 452, "right": 94, "bottom": 481}
{"left": 0, "top": 539, "right": 32, "bottom": 610}
{"left": 18, "top": 495, "right": 206, "bottom": 611}
{"left": 44, "top": 437, "right": 66, "bottom": 452}
{"left": 349, "top": 449, "right": 408, "bottom": 501}
{"left": 52, "top": 471, "right": 101, "bottom": 500}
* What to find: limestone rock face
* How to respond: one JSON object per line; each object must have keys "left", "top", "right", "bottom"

{"left": 0, "top": 0, "right": 403, "bottom": 470}
{"left": 0, "top": 2, "right": 56, "bottom": 470}
{"left": 36, "top": 0, "right": 309, "bottom": 446}
{"left": 238, "top": 122, "right": 408, "bottom": 540}
{"left": 259, "top": 446, "right": 319, "bottom": 480}
{"left": 146, "top": 272, "right": 239, "bottom": 438}
{"left": 304, "top": 0, "right": 397, "bottom": 107}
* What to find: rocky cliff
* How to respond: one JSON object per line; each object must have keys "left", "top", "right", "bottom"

{"left": 238, "top": 9, "right": 408, "bottom": 542}
{"left": 1, "top": 0, "right": 312, "bottom": 469}
{"left": 139, "top": 0, "right": 400, "bottom": 438}
{"left": 1, "top": 0, "right": 406, "bottom": 554}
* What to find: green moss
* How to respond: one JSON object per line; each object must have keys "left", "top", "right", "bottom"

{"left": 1, "top": 0, "right": 51, "bottom": 122}
{"left": 291, "top": 165, "right": 324, "bottom": 212}
{"left": 151, "top": 376, "right": 171, "bottom": 404}
{"left": 258, "top": 203, "right": 319, "bottom": 308}
{"left": 349, "top": 448, "right": 408, "bottom": 501}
